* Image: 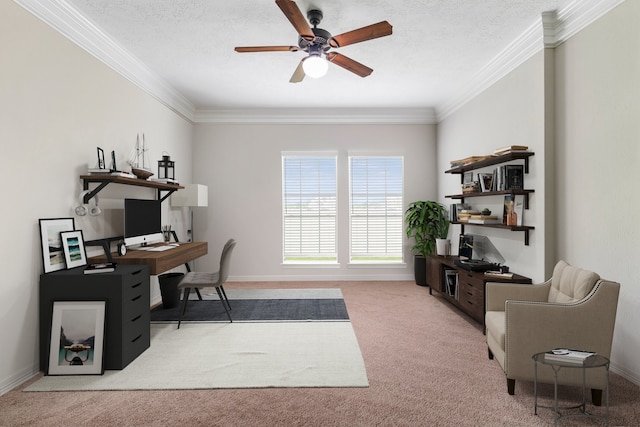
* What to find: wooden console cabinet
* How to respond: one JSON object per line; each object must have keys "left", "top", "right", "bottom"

{"left": 427, "top": 255, "right": 531, "bottom": 324}
{"left": 39, "top": 265, "right": 150, "bottom": 372}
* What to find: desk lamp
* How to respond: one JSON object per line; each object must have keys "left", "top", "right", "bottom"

{"left": 170, "top": 184, "right": 208, "bottom": 242}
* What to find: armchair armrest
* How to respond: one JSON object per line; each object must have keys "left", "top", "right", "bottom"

{"left": 485, "top": 280, "right": 551, "bottom": 312}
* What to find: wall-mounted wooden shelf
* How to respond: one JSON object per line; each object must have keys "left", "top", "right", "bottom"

{"left": 446, "top": 189, "right": 535, "bottom": 209}
{"left": 445, "top": 152, "right": 535, "bottom": 174}
{"left": 445, "top": 151, "right": 535, "bottom": 245}
{"left": 452, "top": 221, "right": 535, "bottom": 245}
{"left": 80, "top": 175, "right": 184, "bottom": 203}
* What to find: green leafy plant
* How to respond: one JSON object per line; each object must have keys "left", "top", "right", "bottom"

{"left": 405, "top": 201, "right": 450, "bottom": 256}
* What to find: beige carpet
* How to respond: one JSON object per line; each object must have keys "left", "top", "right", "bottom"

{"left": 25, "top": 322, "right": 368, "bottom": 391}
{"left": 3, "top": 281, "right": 639, "bottom": 426}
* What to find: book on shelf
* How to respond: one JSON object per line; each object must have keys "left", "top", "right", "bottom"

{"left": 505, "top": 164, "right": 524, "bottom": 190}
{"left": 503, "top": 195, "right": 515, "bottom": 225}
{"left": 493, "top": 145, "right": 529, "bottom": 155}
{"left": 84, "top": 262, "right": 116, "bottom": 274}
{"left": 449, "top": 155, "right": 494, "bottom": 168}
{"left": 544, "top": 349, "right": 596, "bottom": 364}
{"left": 484, "top": 270, "right": 513, "bottom": 279}
{"left": 468, "top": 215, "right": 501, "bottom": 224}
{"left": 87, "top": 168, "right": 111, "bottom": 174}
{"left": 513, "top": 196, "right": 524, "bottom": 226}
{"left": 478, "top": 173, "right": 494, "bottom": 192}
{"left": 149, "top": 177, "right": 180, "bottom": 185}
{"left": 450, "top": 203, "right": 470, "bottom": 222}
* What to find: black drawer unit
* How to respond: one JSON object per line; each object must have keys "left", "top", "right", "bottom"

{"left": 39, "top": 265, "right": 150, "bottom": 372}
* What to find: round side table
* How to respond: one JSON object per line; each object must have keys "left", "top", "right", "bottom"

{"left": 532, "top": 351, "right": 609, "bottom": 426}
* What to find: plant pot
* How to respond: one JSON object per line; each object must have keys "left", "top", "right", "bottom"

{"left": 414, "top": 255, "right": 428, "bottom": 286}
{"left": 436, "top": 239, "right": 450, "bottom": 256}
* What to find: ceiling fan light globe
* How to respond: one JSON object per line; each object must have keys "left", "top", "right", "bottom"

{"left": 302, "top": 55, "right": 328, "bottom": 78}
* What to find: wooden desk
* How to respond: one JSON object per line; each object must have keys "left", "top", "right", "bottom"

{"left": 90, "top": 242, "right": 208, "bottom": 275}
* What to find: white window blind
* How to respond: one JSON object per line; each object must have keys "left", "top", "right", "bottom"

{"left": 282, "top": 155, "right": 337, "bottom": 263}
{"left": 349, "top": 156, "right": 404, "bottom": 263}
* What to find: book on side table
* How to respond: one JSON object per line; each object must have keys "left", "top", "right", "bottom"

{"left": 84, "top": 262, "right": 116, "bottom": 274}
{"left": 544, "top": 348, "right": 596, "bottom": 364}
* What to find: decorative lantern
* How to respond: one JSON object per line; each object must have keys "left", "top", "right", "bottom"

{"left": 158, "top": 154, "right": 175, "bottom": 180}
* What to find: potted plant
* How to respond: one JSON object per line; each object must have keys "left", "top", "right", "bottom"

{"left": 405, "top": 201, "right": 450, "bottom": 286}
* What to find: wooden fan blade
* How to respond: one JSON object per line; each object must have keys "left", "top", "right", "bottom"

{"left": 289, "top": 60, "right": 305, "bottom": 83}
{"left": 329, "top": 21, "right": 393, "bottom": 48}
{"left": 275, "top": 0, "right": 314, "bottom": 41}
{"left": 327, "top": 52, "right": 373, "bottom": 77}
{"left": 235, "top": 46, "right": 299, "bottom": 53}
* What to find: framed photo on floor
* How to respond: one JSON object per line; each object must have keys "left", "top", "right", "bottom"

{"left": 39, "top": 218, "right": 75, "bottom": 273}
{"left": 60, "top": 230, "right": 87, "bottom": 269}
{"left": 48, "top": 301, "right": 106, "bottom": 375}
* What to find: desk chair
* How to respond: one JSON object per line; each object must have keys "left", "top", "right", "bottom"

{"left": 177, "top": 239, "right": 236, "bottom": 328}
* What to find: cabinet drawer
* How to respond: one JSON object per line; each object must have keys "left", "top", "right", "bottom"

{"left": 458, "top": 271, "right": 484, "bottom": 290}
{"left": 123, "top": 277, "right": 148, "bottom": 302}
{"left": 124, "top": 311, "right": 149, "bottom": 343}
{"left": 458, "top": 292, "right": 484, "bottom": 320}
{"left": 458, "top": 279, "right": 482, "bottom": 299}
{"left": 123, "top": 290, "right": 148, "bottom": 319}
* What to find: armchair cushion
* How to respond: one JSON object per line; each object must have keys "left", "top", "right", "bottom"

{"left": 548, "top": 260, "right": 600, "bottom": 303}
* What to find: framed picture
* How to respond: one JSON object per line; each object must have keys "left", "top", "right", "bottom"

{"left": 39, "top": 218, "right": 75, "bottom": 273}
{"left": 97, "top": 147, "right": 105, "bottom": 169}
{"left": 479, "top": 173, "right": 494, "bottom": 192}
{"left": 61, "top": 230, "right": 88, "bottom": 269}
{"left": 48, "top": 301, "right": 106, "bottom": 375}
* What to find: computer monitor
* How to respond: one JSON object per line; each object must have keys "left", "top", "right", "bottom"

{"left": 123, "top": 199, "right": 163, "bottom": 247}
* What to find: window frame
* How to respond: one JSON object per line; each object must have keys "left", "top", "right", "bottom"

{"left": 348, "top": 154, "right": 405, "bottom": 265}
{"left": 281, "top": 152, "right": 338, "bottom": 265}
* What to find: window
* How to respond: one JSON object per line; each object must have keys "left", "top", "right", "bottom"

{"left": 282, "top": 154, "right": 337, "bottom": 263}
{"left": 349, "top": 156, "right": 404, "bottom": 263}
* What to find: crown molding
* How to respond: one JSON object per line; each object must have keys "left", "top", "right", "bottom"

{"left": 193, "top": 108, "right": 438, "bottom": 124}
{"left": 16, "top": 0, "right": 623, "bottom": 125}
{"left": 14, "top": 0, "right": 196, "bottom": 121}
{"left": 436, "top": 0, "right": 624, "bottom": 122}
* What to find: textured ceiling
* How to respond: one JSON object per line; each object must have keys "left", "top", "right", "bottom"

{"left": 64, "top": 0, "right": 570, "bottom": 113}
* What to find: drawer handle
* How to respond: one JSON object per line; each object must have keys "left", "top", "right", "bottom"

{"left": 466, "top": 291, "right": 473, "bottom": 296}
{"left": 131, "top": 334, "right": 142, "bottom": 343}
{"left": 131, "top": 295, "right": 141, "bottom": 302}
{"left": 131, "top": 282, "right": 141, "bottom": 289}
{"left": 132, "top": 269, "right": 143, "bottom": 276}
{"left": 131, "top": 314, "right": 142, "bottom": 322}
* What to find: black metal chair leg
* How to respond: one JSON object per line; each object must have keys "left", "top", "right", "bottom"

{"left": 215, "top": 286, "right": 233, "bottom": 322}
{"left": 195, "top": 288, "right": 203, "bottom": 300}
{"left": 219, "top": 285, "right": 231, "bottom": 309}
{"left": 178, "top": 287, "right": 192, "bottom": 329}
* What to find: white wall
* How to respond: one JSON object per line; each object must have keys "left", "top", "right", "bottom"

{"left": 1, "top": 1, "right": 193, "bottom": 394}
{"left": 193, "top": 123, "right": 437, "bottom": 281}
{"left": 437, "top": 52, "right": 547, "bottom": 282}
{"left": 437, "top": 0, "right": 640, "bottom": 384}
{"left": 554, "top": 0, "right": 640, "bottom": 384}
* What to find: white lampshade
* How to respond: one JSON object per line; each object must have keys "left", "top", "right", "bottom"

{"left": 302, "top": 55, "right": 328, "bottom": 78}
{"left": 171, "top": 184, "right": 208, "bottom": 207}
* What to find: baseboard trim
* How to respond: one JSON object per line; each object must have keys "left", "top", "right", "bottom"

{"left": 228, "top": 274, "right": 414, "bottom": 282}
{"left": 0, "top": 365, "right": 40, "bottom": 396}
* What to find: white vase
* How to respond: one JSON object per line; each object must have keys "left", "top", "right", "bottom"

{"left": 436, "top": 238, "right": 450, "bottom": 256}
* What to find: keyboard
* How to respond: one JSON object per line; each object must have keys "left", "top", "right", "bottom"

{"left": 147, "top": 245, "right": 175, "bottom": 251}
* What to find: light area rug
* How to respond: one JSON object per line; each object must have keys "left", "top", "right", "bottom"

{"left": 25, "top": 321, "right": 369, "bottom": 391}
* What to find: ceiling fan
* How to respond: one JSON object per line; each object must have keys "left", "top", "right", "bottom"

{"left": 234, "top": 0, "right": 393, "bottom": 83}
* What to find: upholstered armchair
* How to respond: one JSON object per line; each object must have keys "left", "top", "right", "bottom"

{"left": 485, "top": 260, "right": 620, "bottom": 405}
